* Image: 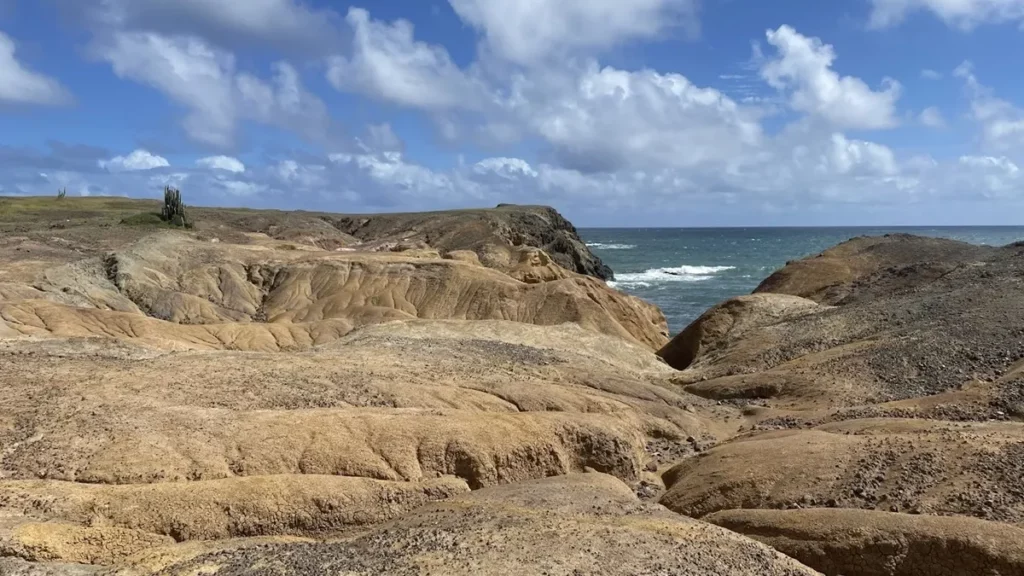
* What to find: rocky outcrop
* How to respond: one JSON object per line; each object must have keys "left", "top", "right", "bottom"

{"left": 119, "top": 474, "right": 821, "bottom": 576}
{"left": 2, "top": 199, "right": 611, "bottom": 281}
{"left": 649, "top": 234, "right": 1024, "bottom": 576}
{"left": 328, "top": 204, "right": 615, "bottom": 280}
{"left": 706, "top": 508, "right": 1024, "bottom": 576}
{"left": 661, "top": 419, "right": 1024, "bottom": 522}
{"left": 7, "top": 198, "right": 1024, "bottom": 575}
{"left": 662, "top": 235, "right": 1024, "bottom": 410}
{"left": 0, "top": 200, "right": 701, "bottom": 572}
{"left": 657, "top": 293, "right": 823, "bottom": 371}
{"left": 0, "top": 315, "right": 729, "bottom": 567}
{"left": 0, "top": 319, "right": 693, "bottom": 486}
{"left": 3, "top": 232, "right": 667, "bottom": 349}
{"left": 754, "top": 233, "right": 994, "bottom": 305}
{"left": 0, "top": 476, "right": 469, "bottom": 546}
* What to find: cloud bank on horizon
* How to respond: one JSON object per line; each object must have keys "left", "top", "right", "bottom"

{"left": 1, "top": 0, "right": 1023, "bottom": 225}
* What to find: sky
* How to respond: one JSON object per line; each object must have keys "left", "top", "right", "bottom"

{"left": 2, "top": 0, "right": 1024, "bottom": 226}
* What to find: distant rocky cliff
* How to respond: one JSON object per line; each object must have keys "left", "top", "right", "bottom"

{"left": 329, "top": 204, "right": 615, "bottom": 280}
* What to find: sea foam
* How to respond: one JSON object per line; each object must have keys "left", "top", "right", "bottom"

{"left": 608, "top": 265, "right": 735, "bottom": 289}
{"left": 586, "top": 243, "right": 637, "bottom": 250}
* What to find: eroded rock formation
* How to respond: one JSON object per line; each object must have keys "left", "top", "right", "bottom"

{"left": 4, "top": 198, "right": 1024, "bottom": 576}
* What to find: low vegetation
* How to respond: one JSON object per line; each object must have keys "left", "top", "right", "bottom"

{"left": 119, "top": 212, "right": 167, "bottom": 226}
{"left": 160, "top": 186, "right": 192, "bottom": 228}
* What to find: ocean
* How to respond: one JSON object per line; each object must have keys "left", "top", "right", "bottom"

{"left": 579, "top": 227, "right": 1024, "bottom": 335}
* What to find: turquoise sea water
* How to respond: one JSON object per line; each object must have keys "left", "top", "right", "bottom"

{"left": 579, "top": 227, "right": 1024, "bottom": 335}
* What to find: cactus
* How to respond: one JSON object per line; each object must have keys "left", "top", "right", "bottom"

{"left": 160, "top": 186, "right": 192, "bottom": 228}
{"left": 56, "top": 188, "right": 67, "bottom": 200}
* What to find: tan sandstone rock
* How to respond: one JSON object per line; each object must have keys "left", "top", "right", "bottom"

{"left": 706, "top": 507, "right": 1024, "bottom": 576}
{"left": 114, "top": 474, "right": 822, "bottom": 576}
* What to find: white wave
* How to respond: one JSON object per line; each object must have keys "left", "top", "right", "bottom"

{"left": 661, "top": 265, "right": 736, "bottom": 276}
{"left": 611, "top": 265, "right": 736, "bottom": 286}
{"left": 607, "top": 281, "right": 651, "bottom": 289}
{"left": 586, "top": 243, "right": 637, "bottom": 250}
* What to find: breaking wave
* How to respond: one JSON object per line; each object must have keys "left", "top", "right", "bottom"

{"left": 608, "top": 265, "right": 736, "bottom": 289}
{"left": 586, "top": 243, "right": 637, "bottom": 250}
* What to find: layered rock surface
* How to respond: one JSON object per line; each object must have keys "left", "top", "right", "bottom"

{"left": 120, "top": 474, "right": 820, "bottom": 576}
{"left": 654, "top": 233, "right": 1024, "bottom": 575}
{"left": 0, "top": 230, "right": 667, "bottom": 349}
{"left": 5, "top": 198, "right": 1024, "bottom": 576}
{"left": 706, "top": 508, "right": 1024, "bottom": 576}
{"left": 0, "top": 198, "right": 759, "bottom": 574}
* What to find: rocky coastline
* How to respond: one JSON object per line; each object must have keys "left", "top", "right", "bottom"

{"left": 2, "top": 197, "right": 1023, "bottom": 576}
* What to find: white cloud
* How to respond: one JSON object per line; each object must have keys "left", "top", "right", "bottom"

{"left": 362, "top": 123, "right": 404, "bottom": 152}
{"left": 320, "top": 7, "right": 761, "bottom": 175}
{"left": 99, "top": 149, "right": 170, "bottom": 172}
{"left": 955, "top": 155, "right": 1021, "bottom": 198}
{"left": 955, "top": 61, "right": 1024, "bottom": 151}
{"left": 147, "top": 171, "right": 189, "bottom": 190}
{"left": 869, "top": 0, "right": 1024, "bottom": 29}
{"left": 98, "top": 33, "right": 237, "bottom": 147}
{"left": 919, "top": 106, "right": 946, "bottom": 128}
{"left": 0, "top": 31, "right": 72, "bottom": 105}
{"left": 97, "top": 32, "right": 333, "bottom": 148}
{"left": 822, "top": 133, "right": 898, "bottom": 175}
{"left": 505, "top": 61, "right": 763, "bottom": 172}
{"left": 712, "top": 126, "right": 910, "bottom": 207}
{"left": 920, "top": 69, "right": 943, "bottom": 80}
{"left": 327, "top": 8, "right": 487, "bottom": 110}
{"left": 761, "top": 25, "right": 901, "bottom": 130}
{"left": 236, "top": 61, "right": 333, "bottom": 142}
{"left": 473, "top": 157, "right": 538, "bottom": 178}
{"left": 959, "top": 155, "right": 1019, "bottom": 172}
{"left": 196, "top": 155, "right": 245, "bottom": 173}
{"left": 7, "top": 134, "right": 1024, "bottom": 225}
{"left": 329, "top": 151, "right": 460, "bottom": 199}
{"left": 16, "top": 4, "right": 1024, "bottom": 224}
{"left": 275, "top": 159, "right": 328, "bottom": 188}
{"left": 447, "top": 0, "right": 699, "bottom": 65}
{"left": 215, "top": 179, "right": 266, "bottom": 197}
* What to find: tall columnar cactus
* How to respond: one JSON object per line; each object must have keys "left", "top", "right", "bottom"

{"left": 160, "top": 186, "right": 191, "bottom": 227}
{"left": 56, "top": 188, "right": 67, "bottom": 200}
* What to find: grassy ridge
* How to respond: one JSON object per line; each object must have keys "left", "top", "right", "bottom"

{"left": 0, "top": 196, "right": 161, "bottom": 221}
